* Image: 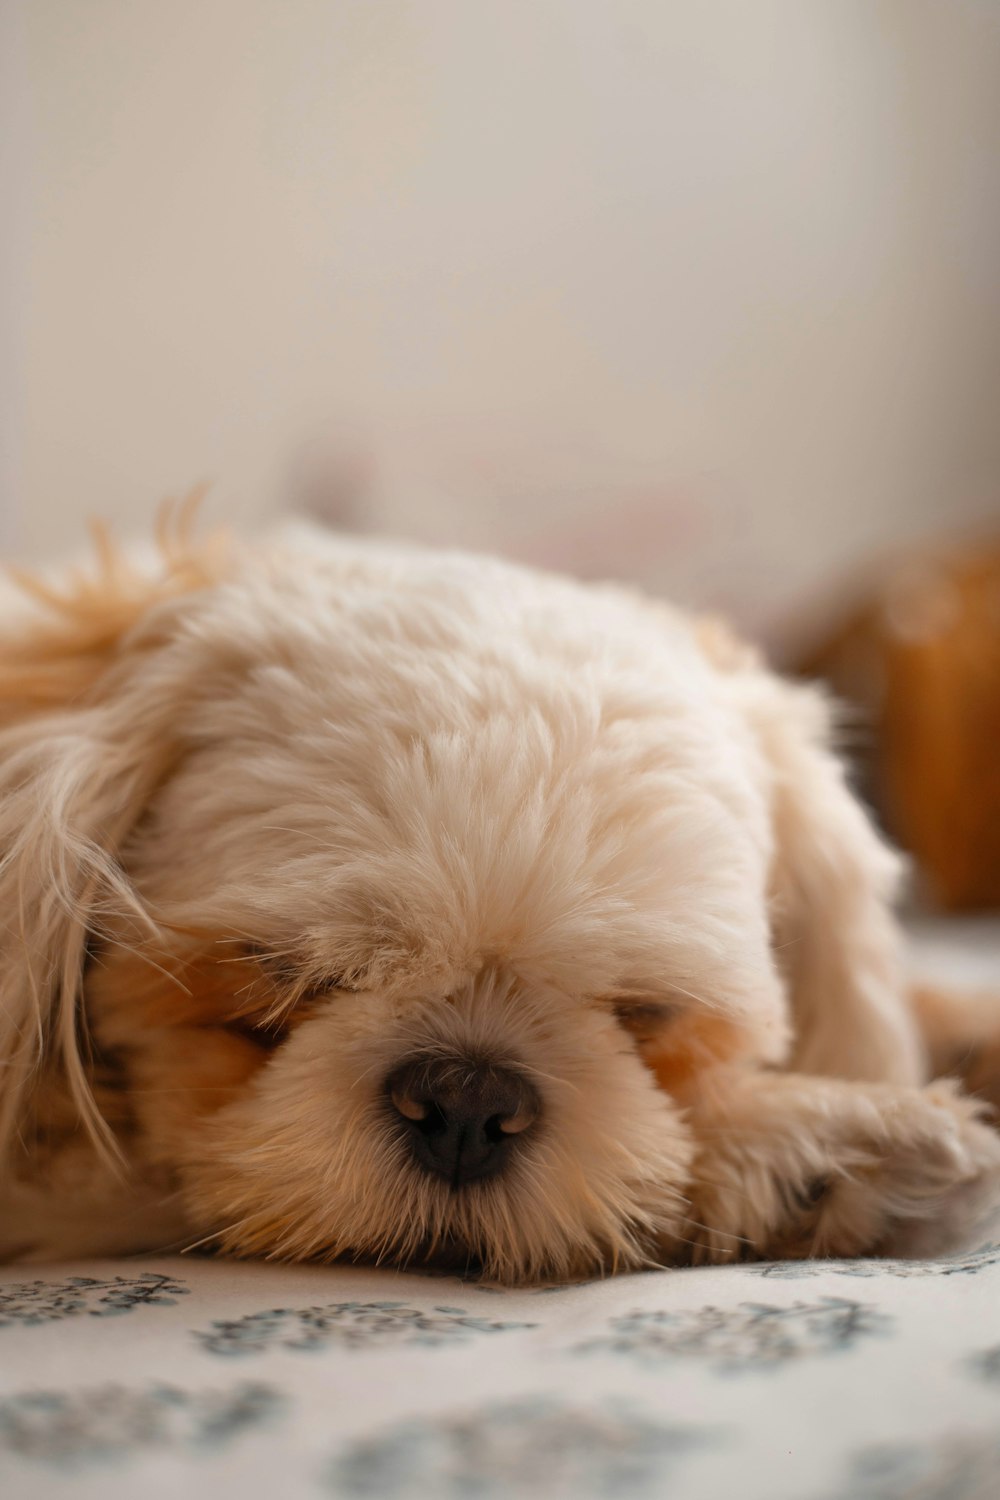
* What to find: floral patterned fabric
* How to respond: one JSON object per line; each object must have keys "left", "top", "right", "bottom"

{"left": 2, "top": 1236, "right": 999, "bottom": 1500}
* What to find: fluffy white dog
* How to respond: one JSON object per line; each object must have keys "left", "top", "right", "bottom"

{"left": 1, "top": 513, "right": 998, "bottom": 1278}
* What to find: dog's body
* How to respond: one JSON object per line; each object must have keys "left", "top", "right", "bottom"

{"left": 1, "top": 520, "right": 998, "bottom": 1277}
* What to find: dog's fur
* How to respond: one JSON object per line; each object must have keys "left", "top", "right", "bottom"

{"left": 1, "top": 514, "right": 998, "bottom": 1278}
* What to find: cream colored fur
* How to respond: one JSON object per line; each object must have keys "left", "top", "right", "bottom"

{"left": 0, "top": 523, "right": 997, "bottom": 1277}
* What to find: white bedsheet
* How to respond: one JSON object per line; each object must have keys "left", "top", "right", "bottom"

{"left": 2, "top": 1236, "right": 1000, "bottom": 1500}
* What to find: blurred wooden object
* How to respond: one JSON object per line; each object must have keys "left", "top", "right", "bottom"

{"left": 799, "top": 542, "right": 1000, "bottom": 911}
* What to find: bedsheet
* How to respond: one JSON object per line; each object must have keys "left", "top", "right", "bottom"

{"left": 2, "top": 1234, "right": 1000, "bottom": 1500}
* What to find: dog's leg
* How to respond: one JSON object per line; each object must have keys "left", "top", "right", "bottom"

{"left": 911, "top": 984, "right": 1000, "bottom": 1119}
{"left": 675, "top": 1067, "right": 1000, "bottom": 1264}
{"left": 694, "top": 626, "right": 925, "bottom": 1087}
{"left": 747, "top": 674, "right": 925, "bottom": 1086}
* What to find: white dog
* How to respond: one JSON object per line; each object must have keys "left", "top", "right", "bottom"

{"left": 1, "top": 513, "right": 997, "bottom": 1278}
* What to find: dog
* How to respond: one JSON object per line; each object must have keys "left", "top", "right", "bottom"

{"left": 1, "top": 510, "right": 998, "bottom": 1279}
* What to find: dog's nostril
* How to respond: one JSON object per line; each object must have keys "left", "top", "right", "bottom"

{"left": 496, "top": 1103, "right": 535, "bottom": 1135}
{"left": 386, "top": 1057, "right": 539, "bottom": 1186}
{"left": 389, "top": 1084, "right": 430, "bottom": 1123}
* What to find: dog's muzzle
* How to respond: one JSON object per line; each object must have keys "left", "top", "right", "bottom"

{"left": 386, "top": 1057, "right": 540, "bottom": 1187}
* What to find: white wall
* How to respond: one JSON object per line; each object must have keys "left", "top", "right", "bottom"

{"left": 5, "top": 1, "right": 1000, "bottom": 644}
{"left": 0, "top": 0, "right": 30, "bottom": 553}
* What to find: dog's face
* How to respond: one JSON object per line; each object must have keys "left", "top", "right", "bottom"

{"left": 4, "top": 528, "right": 790, "bottom": 1279}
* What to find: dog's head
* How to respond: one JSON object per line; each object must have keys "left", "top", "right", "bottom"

{"left": 1, "top": 520, "right": 793, "bottom": 1279}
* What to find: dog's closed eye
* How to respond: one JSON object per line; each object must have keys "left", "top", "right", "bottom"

{"left": 222, "top": 1012, "right": 293, "bottom": 1050}
{"left": 213, "top": 943, "right": 356, "bottom": 1050}
{"left": 612, "top": 1000, "right": 677, "bottom": 1044}
{"left": 221, "top": 984, "right": 337, "bottom": 1051}
{"left": 240, "top": 942, "right": 360, "bottom": 997}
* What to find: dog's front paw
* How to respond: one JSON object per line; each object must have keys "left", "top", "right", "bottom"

{"left": 827, "top": 1081, "right": 1000, "bottom": 1259}
{"left": 678, "top": 1075, "right": 1000, "bottom": 1266}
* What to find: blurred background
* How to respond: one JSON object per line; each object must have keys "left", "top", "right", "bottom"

{"left": 2, "top": 0, "right": 999, "bottom": 910}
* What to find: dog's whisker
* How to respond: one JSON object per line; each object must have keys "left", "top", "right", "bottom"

{"left": 180, "top": 1220, "right": 250, "bottom": 1255}
{"left": 678, "top": 1213, "right": 755, "bottom": 1248}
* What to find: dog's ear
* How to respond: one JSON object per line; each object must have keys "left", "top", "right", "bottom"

{"left": 0, "top": 499, "right": 225, "bottom": 720}
{"left": 0, "top": 505, "right": 230, "bottom": 1165}
{"left": 704, "top": 626, "right": 924, "bottom": 1086}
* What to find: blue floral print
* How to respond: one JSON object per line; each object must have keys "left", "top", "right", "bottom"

{"left": 0, "top": 1382, "right": 280, "bottom": 1465}
{"left": 328, "top": 1398, "right": 710, "bottom": 1498}
{"left": 197, "top": 1300, "right": 537, "bottom": 1355}
{"left": 575, "top": 1297, "right": 887, "bottom": 1369}
{"left": 0, "top": 1272, "right": 188, "bottom": 1328}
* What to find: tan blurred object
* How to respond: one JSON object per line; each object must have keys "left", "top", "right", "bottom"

{"left": 800, "top": 541, "right": 1000, "bottom": 911}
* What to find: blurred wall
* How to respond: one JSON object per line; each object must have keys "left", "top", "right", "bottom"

{"left": 4, "top": 1, "right": 1000, "bottom": 646}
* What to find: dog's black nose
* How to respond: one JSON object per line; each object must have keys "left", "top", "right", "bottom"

{"left": 387, "top": 1057, "right": 539, "bottom": 1186}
